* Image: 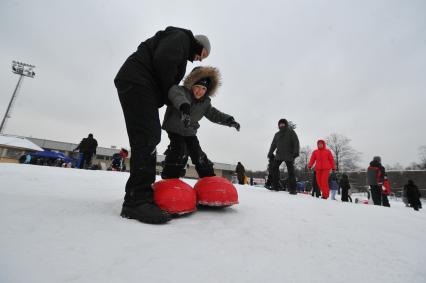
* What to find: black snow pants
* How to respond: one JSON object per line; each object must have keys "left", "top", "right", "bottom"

{"left": 311, "top": 171, "right": 321, "bottom": 197}
{"left": 81, "top": 152, "right": 93, "bottom": 169}
{"left": 370, "top": 185, "right": 382, "bottom": 206}
{"left": 271, "top": 159, "right": 296, "bottom": 192}
{"left": 341, "top": 188, "right": 349, "bottom": 202}
{"left": 162, "top": 132, "right": 215, "bottom": 179}
{"left": 382, "top": 194, "right": 390, "bottom": 207}
{"left": 116, "top": 80, "right": 161, "bottom": 205}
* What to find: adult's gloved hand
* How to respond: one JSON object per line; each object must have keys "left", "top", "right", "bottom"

{"left": 268, "top": 153, "right": 275, "bottom": 160}
{"left": 180, "top": 103, "right": 191, "bottom": 128}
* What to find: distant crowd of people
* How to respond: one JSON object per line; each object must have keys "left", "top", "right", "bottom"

{"left": 235, "top": 118, "right": 422, "bottom": 212}
{"left": 19, "top": 133, "right": 128, "bottom": 172}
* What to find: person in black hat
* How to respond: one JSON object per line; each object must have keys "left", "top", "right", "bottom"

{"left": 114, "top": 27, "right": 211, "bottom": 224}
{"left": 267, "top": 119, "right": 300, "bottom": 194}
{"left": 161, "top": 66, "right": 240, "bottom": 180}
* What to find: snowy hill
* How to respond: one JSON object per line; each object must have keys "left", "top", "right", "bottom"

{"left": 0, "top": 163, "right": 425, "bottom": 283}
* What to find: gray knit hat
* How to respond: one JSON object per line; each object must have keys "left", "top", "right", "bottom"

{"left": 194, "top": 35, "right": 211, "bottom": 55}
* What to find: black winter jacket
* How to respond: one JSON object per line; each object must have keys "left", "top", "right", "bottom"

{"left": 268, "top": 127, "right": 300, "bottom": 161}
{"left": 75, "top": 137, "right": 98, "bottom": 154}
{"left": 114, "top": 26, "right": 203, "bottom": 107}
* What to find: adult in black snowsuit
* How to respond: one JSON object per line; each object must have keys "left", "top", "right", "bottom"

{"left": 405, "top": 180, "right": 422, "bottom": 211}
{"left": 340, "top": 173, "right": 352, "bottom": 202}
{"left": 367, "top": 156, "right": 386, "bottom": 206}
{"left": 114, "top": 27, "right": 210, "bottom": 224}
{"left": 267, "top": 119, "right": 300, "bottom": 194}
{"left": 236, "top": 162, "right": 246, "bottom": 185}
{"left": 74, "top": 134, "right": 98, "bottom": 169}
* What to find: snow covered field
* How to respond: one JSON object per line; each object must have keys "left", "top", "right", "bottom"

{"left": 1, "top": 163, "right": 425, "bottom": 283}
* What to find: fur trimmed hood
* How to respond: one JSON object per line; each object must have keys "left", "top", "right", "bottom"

{"left": 183, "top": 66, "right": 221, "bottom": 96}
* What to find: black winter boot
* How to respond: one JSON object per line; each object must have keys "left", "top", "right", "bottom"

{"left": 161, "top": 162, "right": 186, "bottom": 179}
{"left": 121, "top": 190, "right": 171, "bottom": 224}
{"left": 121, "top": 203, "right": 171, "bottom": 224}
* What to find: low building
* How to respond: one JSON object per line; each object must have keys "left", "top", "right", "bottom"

{"left": 17, "top": 136, "right": 237, "bottom": 180}
{"left": 0, "top": 134, "right": 43, "bottom": 163}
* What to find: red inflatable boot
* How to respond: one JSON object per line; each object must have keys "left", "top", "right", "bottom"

{"left": 194, "top": 176, "right": 239, "bottom": 207}
{"left": 153, "top": 179, "right": 196, "bottom": 215}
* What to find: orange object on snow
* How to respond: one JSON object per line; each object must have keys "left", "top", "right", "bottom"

{"left": 153, "top": 179, "right": 196, "bottom": 215}
{"left": 194, "top": 176, "right": 239, "bottom": 207}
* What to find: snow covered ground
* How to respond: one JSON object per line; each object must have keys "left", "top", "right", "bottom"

{"left": 1, "top": 163, "right": 425, "bottom": 283}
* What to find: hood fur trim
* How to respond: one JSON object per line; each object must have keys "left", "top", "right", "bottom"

{"left": 183, "top": 66, "right": 221, "bottom": 96}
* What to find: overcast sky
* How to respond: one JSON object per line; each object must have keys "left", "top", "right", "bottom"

{"left": 1, "top": 0, "right": 425, "bottom": 171}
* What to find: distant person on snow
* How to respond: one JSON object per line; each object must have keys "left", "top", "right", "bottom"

{"left": 381, "top": 174, "right": 391, "bottom": 207}
{"left": 111, "top": 148, "right": 129, "bottom": 171}
{"left": 114, "top": 27, "right": 211, "bottom": 224}
{"left": 339, "top": 173, "right": 352, "bottom": 202}
{"left": 329, "top": 171, "right": 339, "bottom": 200}
{"left": 236, "top": 162, "right": 246, "bottom": 185}
{"left": 267, "top": 119, "right": 300, "bottom": 194}
{"left": 161, "top": 66, "right": 240, "bottom": 180}
{"left": 74, "top": 133, "right": 98, "bottom": 169}
{"left": 367, "top": 156, "right": 386, "bottom": 206}
{"left": 404, "top": 179, "right": 422, "bottom": 211}
{"left": 307, "top": 140, "right": 336, "bottom": 199}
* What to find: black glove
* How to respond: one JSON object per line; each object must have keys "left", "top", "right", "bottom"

{"left": 180, "top": 104, "right": 191, "bottom": 128}
{"left": 268, "top": 153, "right": 275, "bottom": 160}
{"left": 227, "top": 117, "right": 240, "bottom": 131}
{"left": 230, "top": 121, "right": 240, "bottom": 131}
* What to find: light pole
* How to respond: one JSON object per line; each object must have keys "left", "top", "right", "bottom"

{"left": 0, "top": 61, "right": 36, "bottom": 134}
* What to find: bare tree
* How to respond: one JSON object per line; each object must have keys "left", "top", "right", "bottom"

{"left": 296, "top": 146, "right": 312, "bottom": 171}
{"left": 405, "top": 162, "right": 422, "bottom": 170}
{"left": 419, "top": 145, "right": 426, "bottom": 169}
{"left": 325, "top": 133, "right": 361, "bottom": 172}
{"left": 385, "top": 163, "right": 404, "bottom": 171}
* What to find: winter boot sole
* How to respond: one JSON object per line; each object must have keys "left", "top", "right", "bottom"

{"left": 120, "top": 206, "right": 171, "bottom": 224}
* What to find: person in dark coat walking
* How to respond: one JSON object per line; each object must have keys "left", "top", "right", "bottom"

{"left": 367, "top": 156, "right": 386, "bottom": 206}
{"left": 74, "top": 133, "right": 98, "bottom": 169}
{"left": 236, "top": 162, "right": 246, "bottom": 185}
{"left": 114, "top": 27, "right": 211, "bottom": 224}
{"left": 267, "top": 119, "right": 300, "bottom": 194}
{"left": 404, "top": 180, "right": 422, "bottom": 211}
{"left": 340, "top": 173, "right": 352, "bottom": 202}
{"left": 161, "top": 66, "right": 240, "bottom": 180}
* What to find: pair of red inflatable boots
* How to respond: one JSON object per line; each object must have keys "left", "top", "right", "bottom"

{"left": 152, "top": 176, "right": 239, "bottom": 215}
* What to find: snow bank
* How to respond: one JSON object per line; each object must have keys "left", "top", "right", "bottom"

{"left": 0, "top": 163, "right": 425, "bottom": 283}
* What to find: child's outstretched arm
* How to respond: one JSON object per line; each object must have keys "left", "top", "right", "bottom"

{"left": 205, "top": 105, "right": 240, "bottom": 131}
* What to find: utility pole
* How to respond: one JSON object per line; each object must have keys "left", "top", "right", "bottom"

{"left": 0, "top": 61, "right": 36, "bottom": 134}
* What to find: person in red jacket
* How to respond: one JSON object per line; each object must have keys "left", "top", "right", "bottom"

{"left": 381, "top": 174, "right": 391, "bottom": 207}
{"left": 307, "top": 140, "right": 336, "bottom": 199}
